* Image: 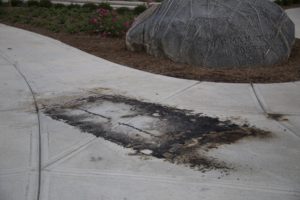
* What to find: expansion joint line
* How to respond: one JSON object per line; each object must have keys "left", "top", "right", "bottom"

{"left": 78, "top": 108, "right": 158, "bottom": 138}
{"left": 2, "top": 56, "right": 42, "bottom": 200}
{"left": 78, "top": 108, "right": 111, "bottom": 120}
{"left": 13, "top": 62, "right": 42, "bottom": 200}
{"left": 250, "top": 83, "right": 267, "bottom": 113}
{"left": 118, "top": 122, "right": 159, "bottom": 138}
{"left": 250, "top": 83, "right": 300, "bottom": 139}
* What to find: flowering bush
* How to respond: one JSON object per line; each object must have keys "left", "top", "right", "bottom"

{"left": 89, "top": 8, "right": 133, "bottom": 37}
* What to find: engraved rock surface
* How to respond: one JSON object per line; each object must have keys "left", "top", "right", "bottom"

{"left": 126, "top": 0, "right": 295, "bottom": 68}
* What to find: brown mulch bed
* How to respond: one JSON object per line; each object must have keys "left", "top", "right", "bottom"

{"left": 2, "top": 22, "right": 300, "bottom": 83}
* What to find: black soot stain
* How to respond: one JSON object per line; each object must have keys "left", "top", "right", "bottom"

{"left": 43, "top": 95, "right": 270, "bottom": 172}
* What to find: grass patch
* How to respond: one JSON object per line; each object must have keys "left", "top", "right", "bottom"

{"left": 0, "top": 4, "right": 136, "bottom": 34}
{"left": 0, "top": 7, "right": 94, "bottom": 33}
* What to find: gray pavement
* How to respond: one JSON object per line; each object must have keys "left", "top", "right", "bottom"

{"left": 0, "top": 8, "right": 300, "bottom": 200}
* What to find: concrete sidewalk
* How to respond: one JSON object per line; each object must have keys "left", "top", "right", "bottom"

{"left": 0, "top": 8, "right": 300, "bottom": 200}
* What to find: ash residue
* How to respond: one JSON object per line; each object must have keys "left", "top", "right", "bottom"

{"left": 43, "top": 94, "right": 270, "bottom": 172}
{"left": 267, "top": 113, "right": 288, "bottom": 121}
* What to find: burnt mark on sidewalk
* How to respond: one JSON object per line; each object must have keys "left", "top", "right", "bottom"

{"left": 266, "top": 113, "right": 288, "bottom": 121}
{"left": 43, "top": 94, "right": 270, "bottom": 172}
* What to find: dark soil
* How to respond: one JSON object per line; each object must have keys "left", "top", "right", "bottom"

{"left": 43, "top": 94, "right": 270, "bottom": 172}
{"left": 266, "top": 113, "right": 288, "bottom": 121}
{"left": 1, "top": 14, "right": 300, "bottom": 83}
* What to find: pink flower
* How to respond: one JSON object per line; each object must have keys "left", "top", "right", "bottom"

{"left": 89, "top": 18, "right": 97, "bottom": 25}
{"left": 97, "top": 8, "right": 110, "bottom": 17}
{"left": 123, "top": 21, "right": 131, "bottom": 28}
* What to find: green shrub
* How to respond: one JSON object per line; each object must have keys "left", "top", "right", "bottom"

{"left": 133, "top": 5, "right": 147, "bottom": 15}
{"left": 27, "top": 0, "right": 39, "bottom": 7}
{"left": 274, "top": 0, "right": 282, "bottom": 5}
{"left": 67, "top": 3, "right": 81, "bottom": 9}
{"left": 282, "top": 0, "right": 288, "bottom": 5}
{"left": 58, "top": 15, "right": 66, "bottom": 24}
{"left": 1, "top": 1, "right": 10, "bottom": 6}
{"left": 66, "top": 23, "right": 77, "bottom": 33}
{"left": 283, "top": 0, "right": 293, "bottom": 5}
{"left": 82, "top": 2, "right": 97, "bottom": 10}
{"left": 47, "top": 23, "right": 60, "bottom": 32}
{"left": 98, "top": 2, "right": 112, "bottom": 11}
{"left": 275, "top": 0, "right": 294, "bottom": 5}
{"left": 53, "top": 3, "right": 66, "bottom": 8}
{"left": 10, "top": 0, "right": 24, "bottom": 7}
{"left": 116, "top": 7, "right": 131, "bottom": 15}
{"left": 39, "top": 0, "right": 52, "bottom": 7}
{"left": 90, "top": 8, "right": 132, "bottom": 37}
{"left": 31, "top": 8, "right": 43, "bottom": 17}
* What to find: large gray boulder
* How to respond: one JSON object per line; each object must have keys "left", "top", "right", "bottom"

{"left": 126, "top": 0, "right": 295, "bottom": 68}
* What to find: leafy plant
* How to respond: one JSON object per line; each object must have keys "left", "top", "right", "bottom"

{"left": 90, "top": 8, "right": 133, "bottom": 37}
{"left": 67, "top": 3, "right": 81, "bottom": 9}
{"left": 98, "top": 2, "right": 112, "bottom": 11}
{"left": 10, "top": 0, "right": 24, "bottom": 7}
{"left": 39, "top": 0, "right": 52, "bottom": 8}
{"left": 27, "top": 0, "right": 39, "bottom": 7}
{"left": 0, "top": 4, "right": 137, "bottom": 35}
{"left": 133, "top": 5, "right": 147, "bottom": 15}
{"left": 116, "top": 7, "right": 131, "bottom": 15}
{"left": 57, "top": 15, "right": 66, "bottom": 24}
{"left": 53, "top": 3, "right": 66, "bottom": 8}
{"left": 82, "top": 2, "right": 97, "bottom": 10}
{"left": 66, "top": 24, "right": 77, "bottom": 33}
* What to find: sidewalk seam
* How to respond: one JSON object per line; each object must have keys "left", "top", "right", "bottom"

{"left": 251, "top": 83, "right": 300, "bottom": 139}
{"left": 160, "top": 81, "right": 201, "bottom": 102}
{"left": 12, "top": 62, "right": 42, "bottom": 200}
{"left": 0, "top": 53, "right": 42, "bottom": 200}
